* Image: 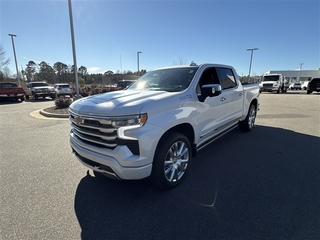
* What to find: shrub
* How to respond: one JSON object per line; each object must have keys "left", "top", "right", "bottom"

{"left": 54, "top": 96, "right": 73, "bottom": 109}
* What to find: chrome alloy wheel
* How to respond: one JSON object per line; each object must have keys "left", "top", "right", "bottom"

{"left": 164, "top": 141, "right": 189, "bottom": 183}
{"left": 248, "top": 105, "right": 256, "bottom": 129}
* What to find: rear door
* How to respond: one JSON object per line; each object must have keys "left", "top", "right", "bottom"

{"left": 216, "top": 67, "right": 244, "bottom": 123}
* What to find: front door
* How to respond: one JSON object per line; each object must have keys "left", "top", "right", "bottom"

{"left": 196, "top": 68, "right": 229, "bottom": 146}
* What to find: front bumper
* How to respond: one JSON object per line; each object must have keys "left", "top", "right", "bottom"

{"left": 260, "top": 86, "right": 279, "bottom": 92}
{"left": 70, "top": 131, "right": 153, "bottom": 180}
{"left": 0, "top": 93, "right": 24, "bottom": 97}
{"left": 56, "top": 91, "right": 73, "bottom": 95}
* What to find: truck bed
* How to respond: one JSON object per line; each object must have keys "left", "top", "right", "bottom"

{"left": 0, "top": 83, "right": 25, "bottom": 101}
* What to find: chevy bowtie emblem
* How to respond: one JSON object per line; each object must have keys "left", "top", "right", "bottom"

{"left": 74, "top": 116, "right": 84, "bottom": 125}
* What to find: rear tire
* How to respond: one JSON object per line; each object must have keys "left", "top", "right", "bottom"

{"left": 307, "top": 90, "right": 312, "bottom": 94}
{"left": 238, "top": 104, "right": 256, "bottom": 132}
{"left": 151, "top": 132, "right": 191, "bottom": 189}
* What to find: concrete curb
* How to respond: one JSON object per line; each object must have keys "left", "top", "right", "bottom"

{"left": 39, "top": 109, "right": 69, "bottom": 118}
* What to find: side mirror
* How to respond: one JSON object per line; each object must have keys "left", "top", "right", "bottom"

{"left": 198, "top": 84, "right": 222, "bottom": 102}
{"left": 201, "top": 84, "right": 222, "bottom": 96}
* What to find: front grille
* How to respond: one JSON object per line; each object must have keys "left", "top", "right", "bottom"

{"left": 69, "top": 111, "right": 140, "bottom": 155}
{"left": 262, "top": 84, "right": 273, "bottom": 87}
{"left": 37, "top": 88, "right": 53, "bottom": 93}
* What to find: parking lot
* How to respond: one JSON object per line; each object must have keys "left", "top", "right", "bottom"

{"left": 0, "top": 91, "right": 319, "bottom": 239}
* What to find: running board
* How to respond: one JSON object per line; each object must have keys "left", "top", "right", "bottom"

{"left": 197, "top": 124, "right": 238, "bottom": 152}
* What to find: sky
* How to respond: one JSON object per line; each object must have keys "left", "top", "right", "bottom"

{"left": 1, "top": 0, "right": 319, "bottom": 77}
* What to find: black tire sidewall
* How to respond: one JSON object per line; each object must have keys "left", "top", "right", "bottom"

{"left": 151, "top": 132, "right": 192, "bottom": 189}
{"left": 239, "top": 104, "right": 256, "bottom": 132}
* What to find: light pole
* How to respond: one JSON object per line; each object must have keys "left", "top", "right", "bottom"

{"left": 247, "top": 48, "right": 259, "bottom": 79}
{"left": 8, "top": 34, "right": 20, "bottom": 86}
{"left": 68, "top": 0, "right": 80, "bottom": 99}
{"left": 298, "top": 63, "right": 304, "bottom": 82}
{"left": 137, "top": 51, "right": 142, "bottom": 75}
{"left": 300, "top": 63, "right": 303, "bottom": 70}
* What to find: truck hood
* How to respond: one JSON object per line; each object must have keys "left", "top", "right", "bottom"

{"left": 70, "top": 90, "right": 178, "bottom": 116}
{"left": 33, "top": 86, "right": 54, "bottom": 89}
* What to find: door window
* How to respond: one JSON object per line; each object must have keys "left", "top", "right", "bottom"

{"left": 217, "top": 67, "right": 237, "bottom": 90}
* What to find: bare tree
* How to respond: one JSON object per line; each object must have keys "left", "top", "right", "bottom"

{"left": 173, "top": 57, "right": 187, "bottom": 65}
{"left": 0, "top": 44, "right": 10, "bottom": 69}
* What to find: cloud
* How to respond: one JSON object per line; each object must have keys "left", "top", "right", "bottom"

{"left": 23, "top": 57, "right": 41, "bottom": 64}
{"left": 87, "top": 67, "right": 101, "bottom": 73}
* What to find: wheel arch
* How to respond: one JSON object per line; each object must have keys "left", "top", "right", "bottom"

{"left": 157, "top": 123, "right": 196, "bottom": 158}
{"left": 250, "top": 98, "right": 258, "bottom": 111}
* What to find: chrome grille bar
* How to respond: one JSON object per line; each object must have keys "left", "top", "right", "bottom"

{"left": 72, "top": 129, "right": 117, "bottom": 148}
{"left": 71, "top": 123, "right": 117, "bottom": 141}
{"left": 69, "top": 112, "right": 119, "bottom": 148}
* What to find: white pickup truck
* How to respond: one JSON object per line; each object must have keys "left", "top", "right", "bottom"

{"left": 69, "top": 63, "right": 260, "bottom": 189}
{"left": 259, "top": 73, "right": 289, "bottom": 93}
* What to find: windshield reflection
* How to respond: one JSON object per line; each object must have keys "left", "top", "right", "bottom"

{"left": 128, "top": 67, "right": 199, "bottom": 92}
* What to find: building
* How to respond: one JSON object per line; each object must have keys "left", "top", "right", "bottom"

{"left": 264, "top": 69, "right": 320, "bottom": 83}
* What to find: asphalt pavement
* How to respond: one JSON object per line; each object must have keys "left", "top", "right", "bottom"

{"left": 0, "top": 91, "right": 319, "bottom": 240}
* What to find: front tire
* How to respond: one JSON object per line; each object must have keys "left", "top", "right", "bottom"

{"left": 151, "top": 132, "right": 191, "bottom": 189}
{"left": 238, "top": 104, "right": 256, "bottom": 132}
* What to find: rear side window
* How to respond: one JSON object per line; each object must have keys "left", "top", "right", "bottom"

{"left": 217, "top": 67, "right": 237, "bottom": 90}
{"left": 0, "top": 83, "right": 18, "bottom": 88}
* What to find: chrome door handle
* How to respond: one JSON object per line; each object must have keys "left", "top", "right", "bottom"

{"left": 220, "top": 97, "right": 226, "bottom": 101}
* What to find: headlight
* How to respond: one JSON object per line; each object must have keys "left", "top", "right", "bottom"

{"left": 115, "top": 113, "right": 148, "bottom": 140}
{"left": 112, "top": 113, "right": 148, "bottom": 128}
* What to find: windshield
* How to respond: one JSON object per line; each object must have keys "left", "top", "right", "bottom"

{"left": 128, "top": 67, "right": 198, "bottom": 92}
{"left": 31, "top": 83, "right": 49, "bottom": 87}
{"left": 263, "top": 75, "right": 280, "bottom": 81}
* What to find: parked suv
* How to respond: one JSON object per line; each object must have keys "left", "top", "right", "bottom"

{"left": 307, "top": 78, "right": 320, "bottom": 94}
{"left": 289, "top": 82, "right": 301, "bottom": 90}
{"left": 53, "top": 83, "right": 73, "bottom": 97}
{"left": 25, "top": 82, "right": 56, "bottom": 100}
{"left": 301, "top": 81, "right": 309, "bottom": 90}
{"left": 117, "top": 80, "right": 136, "bottom": 89}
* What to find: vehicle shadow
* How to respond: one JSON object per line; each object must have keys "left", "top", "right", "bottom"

{"left": 74, "top": 125, "right": 320, "bottom": 240}
{"left": 25, "top": 98, "right": 55, "bottom": 103}
{"left": 0, "top": 98, "right": 24, "bottom": 105}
